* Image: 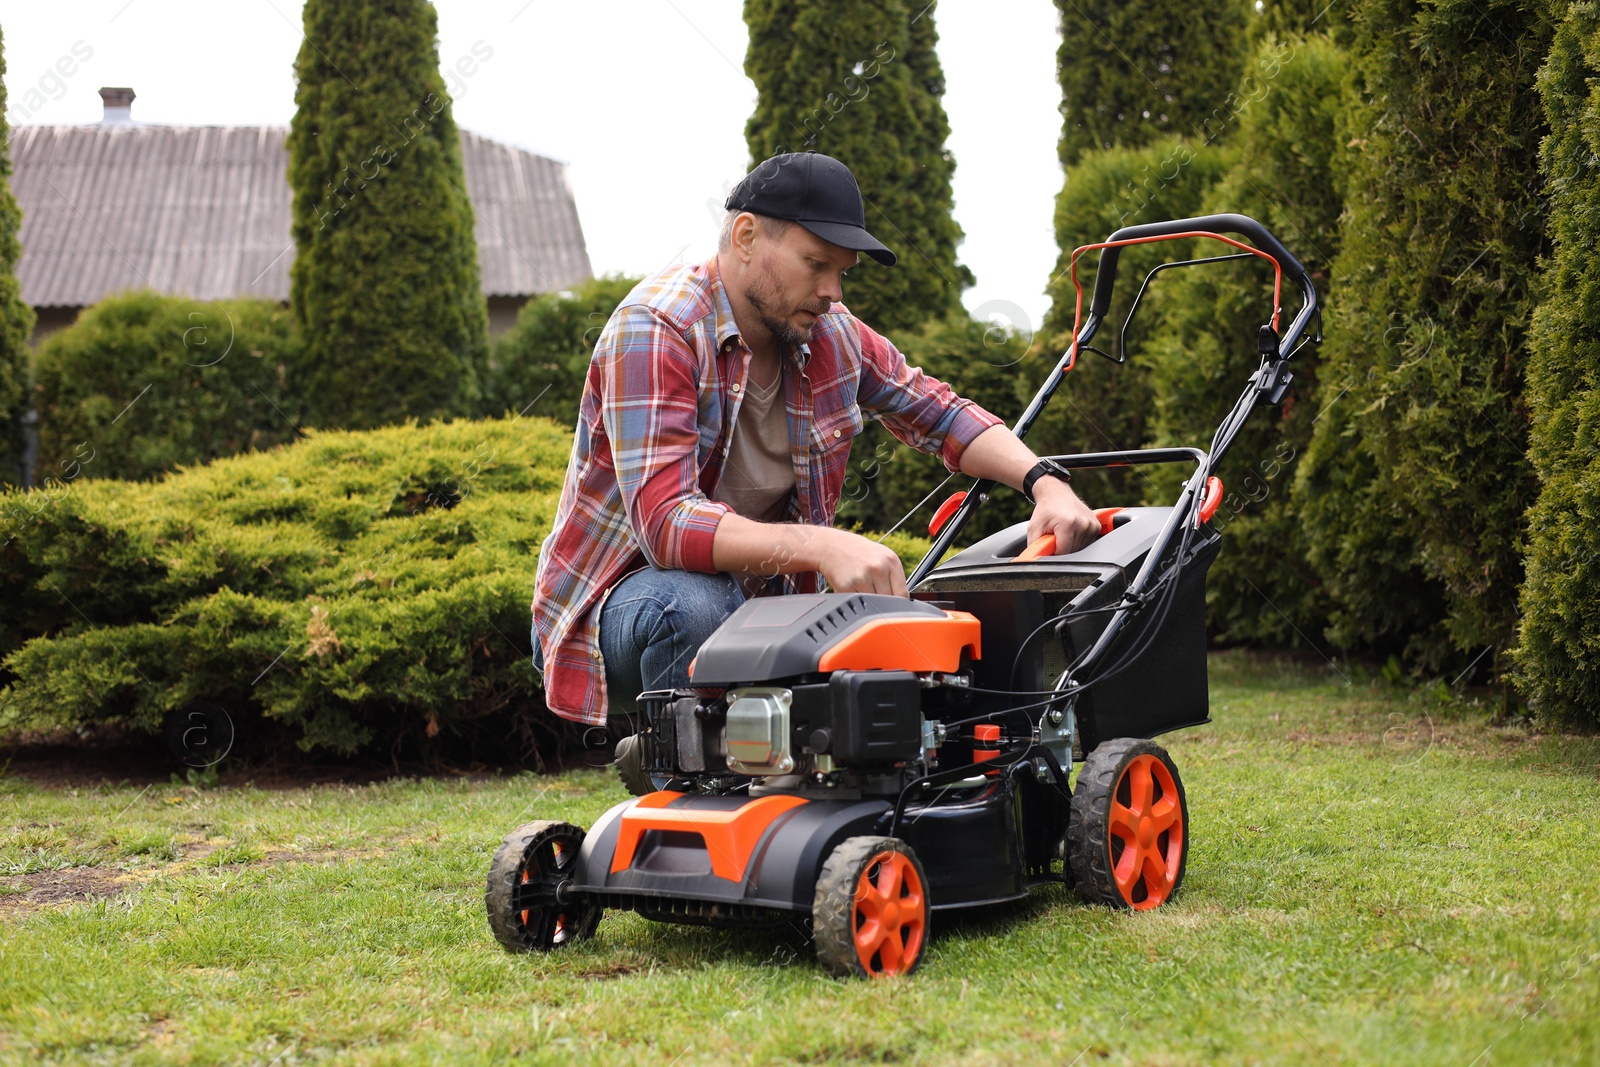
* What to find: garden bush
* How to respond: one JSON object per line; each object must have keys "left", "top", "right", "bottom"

{"left": 1138, "top": 34, "right": 1346, "bottom": 647}
{"left": 0, "top": 415, "right": 934, "bottom": 755}
{"left": 31, "top": 292, "right": 302, "bottom": 482}
{"left": 0, "top": 418, "right": 570, "bottom": 755}
{"left": 479, "top": 274, "right": 640, "bottom": 428}
{"left": 1513, "top": 2, "right": 1600, "bottom": 728}
{"left": 1293, "top": 0, "right": 1554, "bottom": 677}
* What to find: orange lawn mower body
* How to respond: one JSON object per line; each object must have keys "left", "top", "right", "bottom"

{"left": 487, "top": 214, "right": 1320, "bottom": 977}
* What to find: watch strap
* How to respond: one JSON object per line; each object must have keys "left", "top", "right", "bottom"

{"left": 1023, "top": 459, "right": 1071, "bottom": 504}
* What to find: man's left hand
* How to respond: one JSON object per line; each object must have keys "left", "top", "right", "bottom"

{"left": 1026, "top": 476, "right": 1101, "bottom": 554}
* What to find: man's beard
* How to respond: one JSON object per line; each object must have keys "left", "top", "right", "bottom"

{"left": 745, "top": 262, "right": 829, "bottom": 351}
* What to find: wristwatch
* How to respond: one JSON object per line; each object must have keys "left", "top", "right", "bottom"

{"left": 1022, "top": 458, "right": 1073, "bottom": 504}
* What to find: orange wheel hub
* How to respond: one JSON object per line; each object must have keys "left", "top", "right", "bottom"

{"left": 520, "top": 840, "right": 573, "bottom": 940}
{"left": 1107, "top": 753, "right": 1185, "bottom": 910}
{"left": 852, "top": 851, "right": 926, "bottom": 976}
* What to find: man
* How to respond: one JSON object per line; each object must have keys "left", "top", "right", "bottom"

{"left": 532, "top": 152, "right": 1100, "bottom": 725}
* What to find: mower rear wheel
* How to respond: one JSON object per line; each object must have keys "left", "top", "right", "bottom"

{"left": 813, "top": 836, "right": 929, "bottom": 979}
{"left": 1068, "top": 738, "right": 1188, "bottom": 911}
{"left": 485, "top": 820, "right": 601, "bottom": 952}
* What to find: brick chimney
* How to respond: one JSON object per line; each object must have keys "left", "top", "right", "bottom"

{"left": 99, "top": 87, "right": 136, "bottom": 124}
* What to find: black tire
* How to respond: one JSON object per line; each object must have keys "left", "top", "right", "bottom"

{"left": 812, "top": 836, "right": 930, "bottom": 978}
{"left": 485, "top": 820, "right": 601, "bottom": 952}
{"left": 1068, "top": 737, "right": 1188, "bottom": 911}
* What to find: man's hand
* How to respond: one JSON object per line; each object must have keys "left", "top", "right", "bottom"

{"left": 712, "top": 516, "right": 909, "bottom": 596}
{"left": 1026, "top": 475, "right": 1101, "bottom": 554}
{"left": 812, "top": 527, "right": 908, "bottom": 597}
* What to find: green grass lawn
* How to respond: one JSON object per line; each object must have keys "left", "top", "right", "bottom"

{"left": 2, "top": 651, "right": 1597, "bottom": 1065}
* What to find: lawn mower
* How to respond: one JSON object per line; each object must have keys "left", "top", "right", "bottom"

{"left": 487, "top": 213, "right": 1320, "bottom": 977}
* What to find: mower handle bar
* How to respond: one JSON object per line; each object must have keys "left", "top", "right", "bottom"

{"left": 909, "top": 213, "right": 1319, "bottom": 589}
{"left": 1089, "top": 213, "right": 1309, "bottom": 318}
{"left": 1087, "top": 213, "right": 1321, "bottom": 371}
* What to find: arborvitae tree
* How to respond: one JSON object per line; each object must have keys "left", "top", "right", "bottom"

{"left": 742, "top": 0, "right": 967, "bottom": 334}
{"left": 1514, "top": 2, "right": 1600, "bottom": 728}
{"left": 0, "top": 25, "right": 37, "bottom": 486}
{"left": 1294, "top": 0, "right": 1554, "bottom": 678}
{"left": 1054, "top": 0, "right": 1252, "bottom": 168}
{"left": 1140, "top": 35, "right": 1346, "bottom": 647}
{"left": 287, "top": 0, "right": 488, "bottom": 430}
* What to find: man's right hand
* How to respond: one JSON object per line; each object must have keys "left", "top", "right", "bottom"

{"left": 812, "top": 527, "right": 908, "bottom": 597}
{"left": 712, "top": 517, "right": 909, "bottom": 597}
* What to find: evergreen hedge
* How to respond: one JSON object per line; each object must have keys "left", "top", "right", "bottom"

{"left": 742, "top": 0, "right": 969, "bottom": 333}
{"left": 30, "top": 293, "right": 302, "bottom": 482}
{"left": 287, "top": 0, "right": 488, "bottom": 431}
{"left": 0, "top": 26, "right": 36, "bottom": 487}
{"left": 1053, "top": 0, "right": 1251, "bottom": 167}
{"left": 1139, "top": 34, "right": 1345, "bottom": 647}
{"left": 1294, "top": 0, "right": 1554, "bottom": 677}
{"left": 1514, "top": 2, "right": 1600, "bottom": 728}
{"left": 480, "top": 275, "right": 640, "bottom": 428}
{"left": 1, "top": 419, "right": 568, "bottom": 755}
{"left": 0, "top": 417, "right": 934, "bottom": 754}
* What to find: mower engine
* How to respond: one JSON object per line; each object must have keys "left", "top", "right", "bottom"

{"left": 626, "top": 593, "right": 975, "bottom": 796}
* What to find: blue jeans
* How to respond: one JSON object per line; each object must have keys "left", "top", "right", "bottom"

{"left": 535, "top": 569, "right": 745, "bottom": 717}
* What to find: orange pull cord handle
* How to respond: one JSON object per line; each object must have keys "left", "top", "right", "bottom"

{"left": 1012, "top": 507, "right": 1127, "bottom": 562}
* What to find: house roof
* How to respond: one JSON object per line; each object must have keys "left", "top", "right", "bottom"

{"left": 7, "top": 123, "right": 592, "bottom": 308}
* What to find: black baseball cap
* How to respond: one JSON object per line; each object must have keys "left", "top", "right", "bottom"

{"left": 724, "top": 152, "right": 897, "bottom": 266}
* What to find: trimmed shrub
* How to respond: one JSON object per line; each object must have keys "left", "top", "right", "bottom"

{"left": 480, "top": 275, "right": 641, "bottom": 428}
{"left": 1513, "top": 2, "right": 1600, "bottom": 728}
{"left": 0, "top": 413, "right": 938, "bottom": 753}
{"left": 743, "top": 0, "right": 970, "bottom": 333}
{"left": 30, "top": 293, "right": 301, "bottom": 482}
{"left": 1293, "top": 0, "right": 1554, "bottom": 676}
{"left": 287, "top": 0, "right": 488, "bottom": 430}
{"left": 1138, "top": 35, "right": 1346, "bottom": 647}
{"left": 0, "top": 27, "right": 36, "bottom": 487}
{"left": 0, "top": 417, "right": 571, "bottom": 755}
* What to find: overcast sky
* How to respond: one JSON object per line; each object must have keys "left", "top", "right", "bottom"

{"left": 3, "top": 0, "right": 1065, "bottom": 334}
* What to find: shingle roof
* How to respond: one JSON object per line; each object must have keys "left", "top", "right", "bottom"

{"left": 8, "top": 123, "right": 592, "bottom": 308}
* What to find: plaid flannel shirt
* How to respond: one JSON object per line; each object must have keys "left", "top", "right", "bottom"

{"left": 531, "top": 256, "right": 1002, "bottom": 724}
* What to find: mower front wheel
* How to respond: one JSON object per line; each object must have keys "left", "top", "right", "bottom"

{"left": 813, "top": 836, "right": 930, "bottom": 979}
{"left": 485, "top": 820, "right": 601, "bottom": 952}
{"left": 1068, "top": 738, "right": 1188, "bottom": 911}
